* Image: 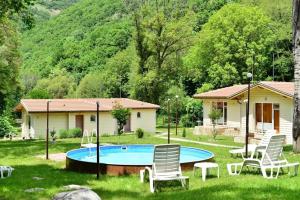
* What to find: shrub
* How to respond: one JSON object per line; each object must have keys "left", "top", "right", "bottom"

{"left": 69, "top": 128, "right": 82, "bottom": 138}
{"left": 50, "top": 129, "right": 56, "bottom": 140}
{"left": 111, "top": 103, "right": 130, "bottom": 135}
{"left": 180, "top": 114, "right": 193, "bottom": 127}
{"left": 59, "top": 129, "right": 69, "bottom": 139}
{"left": 182, "top": 128, "right": 186, "bottom": 138}
{"left": 0, "top": 115, "right": 15, "bottom": 138}
{"left": 136, "top": 128, "right": 144, "bottom": 138}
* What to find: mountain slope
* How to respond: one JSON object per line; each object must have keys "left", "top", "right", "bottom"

{"left": 21, "top": 0, "right": 132, "bottom": 80}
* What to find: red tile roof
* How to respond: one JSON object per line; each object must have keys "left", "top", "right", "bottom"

{"left": 16, "top": 98, "right": 160, "bottom": 113}
{"left": 193, "top": 81, "right": 294, "bottom": 99}
{"left": 193, "top": 85, "right": 248, "bottom": 99}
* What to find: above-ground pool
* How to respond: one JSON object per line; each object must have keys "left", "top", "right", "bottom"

{"left": 66, "top": 145, "right": 214, "bottom": 175}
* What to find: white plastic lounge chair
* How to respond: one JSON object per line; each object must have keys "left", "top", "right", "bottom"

{"left": 140, "top": 144, "right": 189, "bottom": 193}
{"left": 228, "top": 135, "right": 299, "bottom": 179}
{"left": 0, "top": 166, "right": 14, "bottom": 178}
{"left": 229, "top": 130, "right": 275, "bottom": 158}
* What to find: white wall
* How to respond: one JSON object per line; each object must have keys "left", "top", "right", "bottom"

{"left": 131, "top": 109, "right": 156, "bottom": 133}
{"left": 201, "top": 87, "right": 293, "bottom": 144}
{"left": 21, "top": 109, "right": 157, "bottom": 138}
{"left": 202, "top": 99, "right": 240, "bottom": 128}
{"left": 240, "top": 87, "right": 293, "bottom": 144}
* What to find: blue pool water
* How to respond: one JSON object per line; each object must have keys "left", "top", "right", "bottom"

{"left": 66, "top": 145, "right": 214, "bottom": 166}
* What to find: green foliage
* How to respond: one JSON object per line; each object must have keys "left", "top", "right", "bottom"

{"left": 0, "top": 0, "right": 34, "bottom": 19}
{"left": 160, "top": 86, "right": 187, "bottom": 117}
{"left": 68, "top": 128, "right": 82, "bottom": 138}
{"left": 50, "top": 129, "right": 56, "bottom": 141}
{"left": 32, "top": 68, "right": 76, "bottom": 98}
{"left": 111, "top": 103, "right": 130, "bottom": 135}
{"left": 180, "top": 114, "right": 191, "bottom": 127}
{"left": 208, "top": 108, "right": 222, "bottom": 125}
{"left": 76, "top": 46, "right": 136, "bottom": 98}
{"left": 208, "top": 108, "right": 222, "bottom": 140}
{"left": 185, "top": 3, "right": 276, "bottom": 90}
{"left": 182, "top": 128, "right": 186, "bottom": 138}
{"left": 0, "top": 19, "right": 21, "bottom": 113}
{"left": 191, "top": 0, "right": 235, "bottom": 31}
{"left": 130, "top": 0, "right": 196, "bottom": 104}
{"left": 26, "top": 88, "right": 51, "bottom": 99}
{"left": 21, "top": 0, "right": 132, "bottom": 80}
{"left": 135, "top": 128, "right": 144, "bottom": 139}
{"left": 58, "top": 129, "right": 69, "bottom": 139}
{"left": 196, "top": 83, "right": 214, "bottom": 94}
{"left": 0, "top": 114, "right": 15, "bottom": 137}
{"left": 185, "top": 97, "right": 203, "bottom": 125}
{"left": 58, "top": 128, "right": 82, "bottom": 138}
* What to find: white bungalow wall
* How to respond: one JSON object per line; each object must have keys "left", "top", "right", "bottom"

{"left": 202, "top": 99, "right": 241, "bottom": 128}
{"left": 201, "top": 86, "right": 293, "bottom": 144}
{"left": 240, "top": 87, "right": 293, "bottom": 144}
{"left": 21, "top": 109, "right": 157, "bottom": 139}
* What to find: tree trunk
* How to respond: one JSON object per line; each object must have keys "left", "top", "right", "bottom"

{"left": 292, "top": 0, "right": 300, "bottom": 152}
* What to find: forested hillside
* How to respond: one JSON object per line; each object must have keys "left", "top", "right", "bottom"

{"left": 16, "top": 0, "right": 293, "bottom": 125}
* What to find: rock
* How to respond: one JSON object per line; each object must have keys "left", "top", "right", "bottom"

{"left": 24, "top": 188, "right": 45, "bottom": 193}
{"left": 63, "top": 184, "right": 90, "bottom": 190}
{"left": 32, "top": 176, "right": 44, "bottom": 180}
{"left": 53, "top": 189, "right": 101, "bottom": 200}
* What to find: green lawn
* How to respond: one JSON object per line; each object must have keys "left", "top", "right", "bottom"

{"left": 156, "top": 127, "right": 243, "bottom": 147}
{"left": 0, "top": 133, "right": 299, "bottom": 200}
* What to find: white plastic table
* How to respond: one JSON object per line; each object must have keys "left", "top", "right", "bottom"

{"left": 193, "top": 162, "right": 219, "bottom": 181}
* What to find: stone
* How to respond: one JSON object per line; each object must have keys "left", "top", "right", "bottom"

{"left": 32, "top": 176, "right": 44, "bottom": 180}
{"left": 63, "top": 184, "right": 90, "bottom": 190}
{"left": 24, "top": 188, "right": 45, "bottom": 193}
{"left": 53, "top": 189, "right": 101, "bottom": 200}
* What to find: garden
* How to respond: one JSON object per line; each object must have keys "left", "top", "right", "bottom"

{"left": 0, "top": 130, "right": 299, "bottom": 200}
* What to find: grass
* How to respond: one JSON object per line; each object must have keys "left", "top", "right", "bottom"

{"left": 0, "top": 133, "right": 300, "bottom": 200}
{"left": 156, "top": 127, "right": 243, "bottom": 147}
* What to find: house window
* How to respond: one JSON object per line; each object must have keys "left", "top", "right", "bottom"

{"left": 137, "top": 112, "right": 141, "bottom": 118}
{"left": 90, "top": 115, "right": 96, "bottom": 122}
{"left": 212, "top": 102, "right": 227, "bottom": 125}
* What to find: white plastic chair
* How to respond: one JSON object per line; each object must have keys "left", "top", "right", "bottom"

{"left": 140, "top": 144, "right": 189, "bottom": 193}
{"left": 0, "top": 166, "right": 14, "bottom": 178}
{"left": 228, "top": 135, "right": 299, "bottom": 179}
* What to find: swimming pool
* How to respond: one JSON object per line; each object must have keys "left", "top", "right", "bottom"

{"left": 66, "top": 145, "right": 214, "bottom": 175}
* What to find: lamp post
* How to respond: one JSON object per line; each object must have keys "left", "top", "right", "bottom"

{"left": 175, "top": 95, "right": 179, "bottom": 136}
{"left": 245, "top": 72, "right": 252, "bottom": 158}
{"left": 46, "top": 100, "right": 50, "bottom": 160}
{"left": 167, "top": 99, "right": 171, "bottom": 144}
{"left": 96, "top": 101, "right": 100, "bottom": 179}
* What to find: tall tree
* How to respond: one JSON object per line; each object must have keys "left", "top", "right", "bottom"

{"left": 129, "top": 0, "right": 195, "bottom": 104}
{"left": 0, "top": 0, "right": 34, "bottom": 113}
{"left": 292, "top": 0, "right": 300, "bottom": 152}
{"left": 184, "top": 3, "right": 275, "bottom": 91}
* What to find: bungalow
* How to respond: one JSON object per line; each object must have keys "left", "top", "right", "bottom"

{"left": 193, "top": 81, "right": 294, "bottom": 144}
{"left": 15, "top": 98, "right": 160, "bottom": 139}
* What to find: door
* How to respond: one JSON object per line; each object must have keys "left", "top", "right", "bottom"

{"left": 123, "top": 115, "right": 131, "bottom": 132}
{"left": 273, "top": 104, "right": 280, "bottom": 133}
{"left": 256, "top": 103, "right": 273, "bottom": 131}
{"left": 75, "top": 115, "right": 84, "bottom": 133}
